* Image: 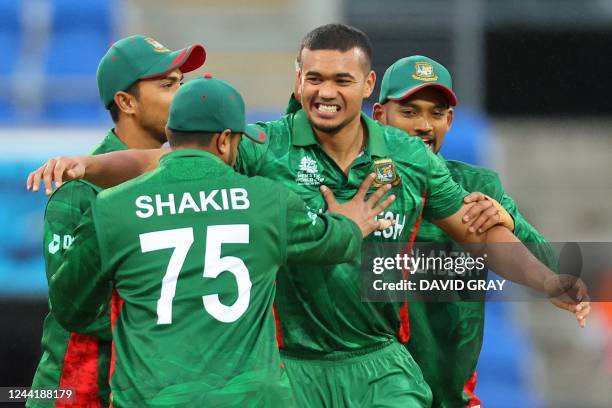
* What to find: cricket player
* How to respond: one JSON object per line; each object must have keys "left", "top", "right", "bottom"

{"left": 48, "top": 76, "right": 395, "bottom": 407}
{"left": 27, "top": 24, "right": 588, "bottom": 408}
{"left": 372, "top": 55, "right": 589, "bottom": 407}
{"left": 28, "top": 35, "right": 205, "bottom": 407}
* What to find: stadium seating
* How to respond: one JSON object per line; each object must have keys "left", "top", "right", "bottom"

{"left": 0, "top": 0, "right": 22, "bottom": 121}
{"left": 41, "top": 0, "right": 113, "bottom": 123}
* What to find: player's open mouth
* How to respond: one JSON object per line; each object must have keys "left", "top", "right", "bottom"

{"left": 314, "top": 103, "right": 341, "bottom": 116}
{"left": 421, "top": 138, "right": 434, "bottom": 150}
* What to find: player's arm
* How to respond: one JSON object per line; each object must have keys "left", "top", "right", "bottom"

{"left": 44, "top": 182, "right": 111, "bottom": 339}
{"left": 283, "top": 174, "right": 395, "bottom": 265}
{"left": 498, "top": 191, "right": 559, "bottom": 271}
{"left": 27, "top": 148, "right": 169, "bottom": 194}
{"left": 424, "top": 150, "right": 588, "bottom": 321}
{"left": 49, "top": 205, "right": 111, "bottom": 333}
{"left": 27, "top": 124, "right": 270, "bottom": 194}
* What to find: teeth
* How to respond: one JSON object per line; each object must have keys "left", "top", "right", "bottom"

{"left": 318, "top": 104, "right": 338, "bottom": 112}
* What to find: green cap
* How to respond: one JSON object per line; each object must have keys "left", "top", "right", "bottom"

{"left": 167, "top": 74, "right": 266, "bottom": 144}
{"left": 97, "top": 35, "right": 206, "bottom": 107}
{"left": 379, "top": 55, "right": 457, "bottom": 106}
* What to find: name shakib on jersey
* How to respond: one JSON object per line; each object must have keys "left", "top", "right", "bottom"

{"left": 134, "top": 188, "right": 250, "bottom": 218}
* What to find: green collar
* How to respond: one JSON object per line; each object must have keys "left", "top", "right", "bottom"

{"left": 93, "top": 129, "right": 129, "bottom": 155}
{"left": 159, "top": 148, "right": 227, "bottom": 166}
{"left": 291, "top": 109, "right": 390, "bottom": 158}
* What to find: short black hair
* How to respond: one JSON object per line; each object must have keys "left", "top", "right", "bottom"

{"left": 167, "top": 129, "right": 216, "bottom": 148}
{"left": 107, "top": 81, "right": 140, "bottom": 123}
{"left": 297, "top": 24, "right": 373, "bottom": 70}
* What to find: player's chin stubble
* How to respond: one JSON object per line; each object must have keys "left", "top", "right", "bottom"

{"left": 310, "top": 116, "right": 352, "bottom": 136}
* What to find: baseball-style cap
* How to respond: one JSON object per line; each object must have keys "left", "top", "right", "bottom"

{"left": 167, "top": 74, "right": 266, "bottom": 144}
{"left": 97, "top": 35, "right": 206, "bottom": 107}
{"left": 378, "top": 55, "right": 457, "bottom": 106}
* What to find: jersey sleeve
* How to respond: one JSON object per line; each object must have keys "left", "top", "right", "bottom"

{"left": 423, "top": 148, "right": 469, "bottom": 221}
{"left": 43, "top": 181, "right": 111, "bottom": 340}
{"left": 499, "top": 191, "right": 559, "bottom": 272}
{"left": 280, "top": 189, "right": 363, "bottom": 265}
{"left": 48, "top": 204, "right": 112, "bottom": 333}
{"left": 234, "top": 123, "right": 271, "bottom": 176}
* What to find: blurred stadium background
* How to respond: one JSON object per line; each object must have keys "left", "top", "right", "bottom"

{"left": 1, "top": 0, "right": 611, "bottom": 406}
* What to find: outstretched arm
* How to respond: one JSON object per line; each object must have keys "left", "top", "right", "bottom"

{"left": 27, "top": 148, "right": 169, "bottom": 194}
{"left": 434, "top": 206, "right": 589, "bottom": 327}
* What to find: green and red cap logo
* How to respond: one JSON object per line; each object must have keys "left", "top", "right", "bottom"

{"left": 97, "top": 35, "right": 206, "bottom": 107}
{"left": 378, "top": 55, "right": 457, "bottom": 106}
{"left": 167, "top": 74, "right": 266, "bottom": 144}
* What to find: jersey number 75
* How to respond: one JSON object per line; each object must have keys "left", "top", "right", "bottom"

{"left": 139, "top": 225, "right": 252, "bottom": 325}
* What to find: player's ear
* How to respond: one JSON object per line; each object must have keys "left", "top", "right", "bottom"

{"left": 296, "top": 68, "right": 304, "bottom": 95}
{"left": 363, "top": 70, "right": 376, "bottom": 98}
{"left": 216, "top": 129, "right": 233, "bottom": 154}
{"left": 447, "top": 107, "right": 454, "bottom": 130}
{"left": 114, "top": 91, "right": 137, "bottom": 116}
{"left": 372, "top": 103, "right": 385, "bottom": 122}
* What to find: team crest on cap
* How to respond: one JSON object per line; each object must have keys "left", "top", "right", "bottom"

{"left": 412, "top": 62, "right": 438, "bottom": 82}
{"left": 145, "top": 37, "right": 170, "bottom": 53}
{"left": 372, "top": 159, "right": 401, "bottom": 187}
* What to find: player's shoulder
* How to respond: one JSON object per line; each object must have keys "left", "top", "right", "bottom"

{"left": 241, "top": 173, "right": 283, "bottom": 194}
{"left": 96, "top": 170, "right": 157, "bottom": 204}
{"left": 371, "top": 119, "right": 431, "bottom": 164}
{"left": 444, "top": 160, "right": 500, "bottom": 181}
{"left": 444, "top": 160, "right": 503, "bottom": 196}
{"left": 45, "top": 180, "right": 101, "bottom": 214}
{"left": 254, "top": 114, "right": 293, "bottom": 140}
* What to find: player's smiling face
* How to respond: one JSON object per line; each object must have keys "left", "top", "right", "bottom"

{"left": 298, "top": 48, "right": 375, "bottom": 135}
{"left": 134, "top": 69, "right": 184, "bottom": 144}
{"left": 373, "top": 87, "right": 453, "bottom": 153}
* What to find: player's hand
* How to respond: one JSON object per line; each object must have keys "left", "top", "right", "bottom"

{"left": 320, "top": 173, "right": 396, "bottom": 237}
{"left": 462, "top": 192, "right": 514, "bottom": 233}
{"left": 26, "top": 156, "right": 89, "bottom": 195}
{"left": 545, "top": 274, "right": 590, "bottom": 328}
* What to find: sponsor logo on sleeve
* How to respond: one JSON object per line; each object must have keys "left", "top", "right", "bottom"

{"left": 48, "top": 233, "right": 74, "bottom": 254}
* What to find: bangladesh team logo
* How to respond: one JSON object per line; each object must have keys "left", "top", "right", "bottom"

{"left": 412, "top": 62, "right": 438, "bottom": 82}
{"left": 372, "top": 159, "right": 401, "bottom": 187}
{"left": 145, "top": 37, "right": 170, "bottom": 53}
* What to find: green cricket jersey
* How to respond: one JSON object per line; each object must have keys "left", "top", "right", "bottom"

{"left": 29, "top": 130, "right": 126, "bottom": 408}
{"left": 49, "top": 149, "right": 363, "bottom": 407}
{"left": 410, "top": 158, "right": 558, "bottom": 408}
{"left": 235, "top": 109, "right": 469, "bottom": 354}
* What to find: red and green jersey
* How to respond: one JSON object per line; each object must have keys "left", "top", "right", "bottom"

{"left": 49, "top": 149, "right": 362, "bottom": 407}
{"left": 28, "top": 130, "right": 127, "bottom": 408}
{"left": 410, "top": 158, "right": 558, "bottom": 408}
{"left": 235, "top": 109, "right": 468, "bottom": 354}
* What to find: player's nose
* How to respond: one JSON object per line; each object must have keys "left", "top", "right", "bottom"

{"left": 414, "top": 116, "right": 433, "bottom": 133}
{"left": 318, "top": 81, "right": 338, "bottom": 99}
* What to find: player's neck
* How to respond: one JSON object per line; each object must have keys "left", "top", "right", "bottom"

{"left": 114, "top": 120, "right": 164, "bottom": 149}
{"left": 315, "top": 115, "right": 365, "bottom": 174}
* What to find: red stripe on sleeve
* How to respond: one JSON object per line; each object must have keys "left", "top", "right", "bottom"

{"left": 272, "top": 305, "right": 284, "bottom": 349}
{"left": 108, "top": 289, "right": 124, "bottom": 404}
{"left": 464, "top": 371, "right": 482, "bottom": 407}
{"left": 398, "top": 194, "right": 426, "bottom": 344}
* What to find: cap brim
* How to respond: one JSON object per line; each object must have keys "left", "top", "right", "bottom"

{"left": 387, "top": 83, "right": 458, "bottom": 106}
{"left": 140, "top": 44, "right": 206, "bottom": 80}
{"left": 243, "top": 125, "right": 266, "bottom": 144}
